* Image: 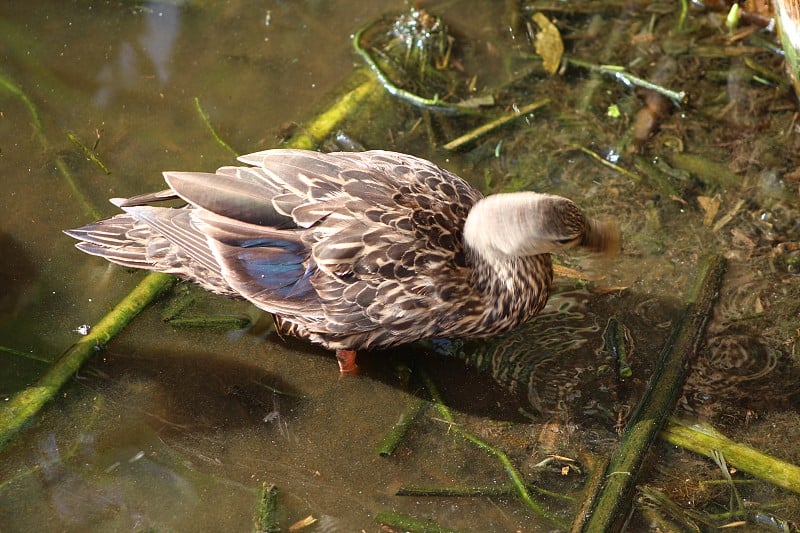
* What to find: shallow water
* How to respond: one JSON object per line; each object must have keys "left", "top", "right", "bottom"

{"left": 2, "top": 1, "right": 799, "bottom": 531}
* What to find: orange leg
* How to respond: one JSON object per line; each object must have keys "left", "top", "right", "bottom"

{"left": 335, "top": 349, "right": 359, "bottom": 375}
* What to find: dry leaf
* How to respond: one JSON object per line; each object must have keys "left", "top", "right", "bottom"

{"left": 533, "top": 13, "right": 564, "bottom": 75}
{"left": 289, "top": 515, "right": 317, "bottom": 531}
{"left": 697, "top": 195, "right": 721, "bottom": 226}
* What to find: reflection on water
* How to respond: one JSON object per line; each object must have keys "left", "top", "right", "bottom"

{"left": 432, "top": 290, "right": 626, "bottom": 423}
{"left": 94, "top": 3, "right": 180, "bottom": 107}
{"left": 37, "top": 433, "right": 123, "bottom": 528}
{"left": 2, "top": 0, "right": 800, "bottom": 530}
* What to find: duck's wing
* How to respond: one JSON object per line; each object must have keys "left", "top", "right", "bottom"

{"left": 64, "top": 205, "right": 237, "bottom": 296}
{"left": 68, "top": 149, "right": 483, "bottom": 342}
{"left": 236, "top": 150, "right": 486, "bottom": 344}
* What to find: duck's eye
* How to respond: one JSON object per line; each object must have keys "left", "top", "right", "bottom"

{"left": 557, "top": 238, "right": 575, "bottom": 245}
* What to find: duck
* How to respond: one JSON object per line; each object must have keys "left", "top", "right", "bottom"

{"left": 65, "top": 149, "right": 619, "bottom": 373}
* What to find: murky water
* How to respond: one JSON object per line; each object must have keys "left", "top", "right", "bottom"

{"left": 2, "top": 1, "right": 799, "bottom": 531}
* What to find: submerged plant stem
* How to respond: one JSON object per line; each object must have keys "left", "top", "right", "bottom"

{"left": 253, "top": 483, "right": 281, "bottom": 533}
{"left": 419, "top": 368, "right": 565, "bottom": 529}
{"left": 399, "top": 483, "right": 574, "bottom": 501}
{"left": 567, "top": 58, "right": 687, "bottom": 106}
{"left": 661, "top": 418, "right": 800, "bottom": 495}
{"left": 377, "top": 396, "right": 427, "bottom": 457}
{"left": 66, "top": 131, "right": 112, "bottom": 175}
{"left": 194, "top": 96, "right": 239, "bottom": 157}
{"left": 0, "top": 345, "right": 51, "bottom": 364}
{"left": 167, "top": 315, "right": 251, "bottom": 330}
{"left": 0, "top": 272, "right": 176, "bottom": 450}
{"left": 451, "top": 427, "right": 567, "bottom": 528}
{"left": 374, "top": 510, "right": 458, "bottom": 533}
{"left": 577, "top": 255, "right": 727, "bottom": 532}
{"left": 0, "top": 71, "right": 100, "bottom": 220}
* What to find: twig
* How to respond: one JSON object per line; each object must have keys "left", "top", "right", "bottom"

{"left": 567, "top": 58, "right": 687, "bottom": 106}
{"left": 194, "top": 96, "right": 239, "bottom": 157}
{"left": 577, "top": 255, "right": 727, "bottom": 532}
{"left": 712, "top": 199, "right": 746, "bottom": 233}
{"left": 443, "top": 98, "right": 551, "bottom": 150}
{"left": 377, "top": 396, "right": 427, "bottom": 457}
{"left": 572, "top": 144, "right": 644, "bottom": 182}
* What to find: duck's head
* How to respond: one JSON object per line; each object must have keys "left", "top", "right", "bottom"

{"left": 463, "top": 192, "right": 619, "bottom": 260}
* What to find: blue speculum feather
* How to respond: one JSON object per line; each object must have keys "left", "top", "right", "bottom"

{"left": 236, "top": 239, "right": 313, "bottom": 298}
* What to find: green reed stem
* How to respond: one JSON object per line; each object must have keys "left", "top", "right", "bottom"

{"left": 194, "top": 96, "right": 239, "bottom": 157}
{"left": 0, "top": 71, "right": 100, "bottom": 220}
{"left": 662, "top": 418, "right": 800, "bottom": 495}
{"left": 577, "top": 255, "right": 727, "bottom": 532}
{"left": 0, "top": 272, "right": 176, "bottom": 450}
{"left": 377, "top": 396, "right": 427, "bottom": 457}
{"left": 253, "top": 483, "right": 281, "bottom": 533}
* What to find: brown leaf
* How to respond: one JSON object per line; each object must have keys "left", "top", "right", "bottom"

{"left": 533, "top": 13, "right": 564, "bottom": 75}
{"left": 697, "top": 195, "right": 721, "bottom": 226}
{"left": 289, "top": 515, "right": 317, "bottom": 531}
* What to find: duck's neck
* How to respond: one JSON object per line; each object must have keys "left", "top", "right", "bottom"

{"left": 464, "top": 251, "right": 553, "bottom": 335}
{"left": 462, "top": 193, "right": 555, "bottom": 328}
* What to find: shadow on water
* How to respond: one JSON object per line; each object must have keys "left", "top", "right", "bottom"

{"left": 0, "top": 233, "right": 37, "bottom": 320}
{"left": 410, "top": 282, "right": 800, "bottom": 429}
{"left": 79, "top": 348, "right": 305, "bottom": 437}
